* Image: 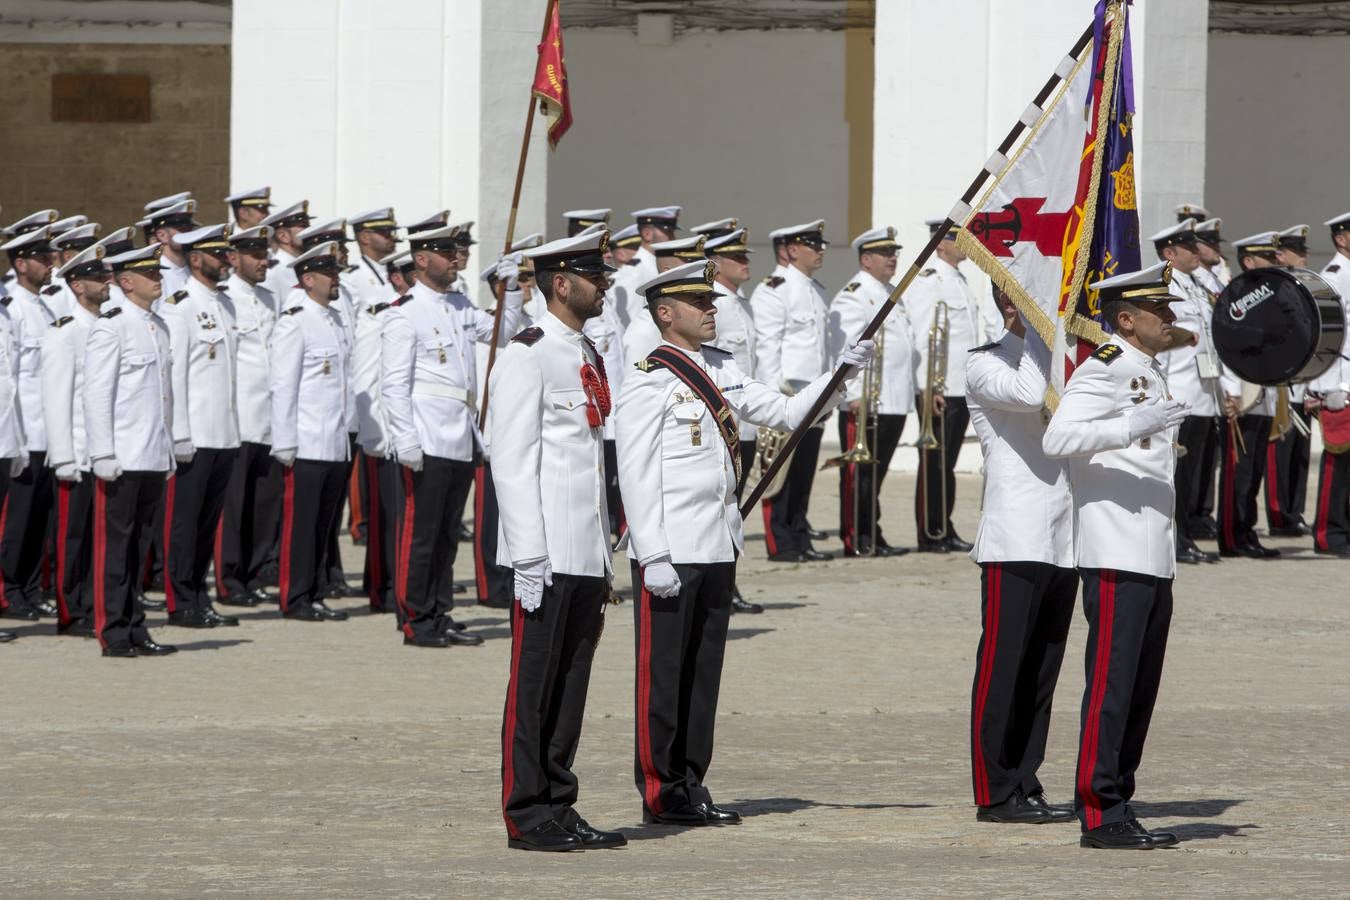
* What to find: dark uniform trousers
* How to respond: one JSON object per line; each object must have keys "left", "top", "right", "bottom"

{"left": 500, "top": 573, "right": 606, "bottom": 837}
{"left": 215, "top": 441, "right": 281, "bottom": 599}
{"left": 1265, "top": 407, "right": 1311, "bottom": 530}
{"left": 761, "top": 425, "right": 823, "bottom": 556}
{"left": 1218, "top": 414, "right": 1272, "bottom": 552}
{"left": 1312, "top": 448, "right": 1350, "bottom": 553}
{"left": 604, "top": 439, "right": 625, "bottom": 538}
{"left": 163, "top": 447, "right": 237, "bottom": 615}
{"left": 92, "top": 473, "right": 163, "bottom": 651}
{"left": 1175, "top": 415, "right": 1219, "bottom": 542}
{"left": 54, "top": 477, "right": 95, "bottom": 629}
{"left": 970, "top": 561, "right": 1076, "bottom": 807}
{"left": 394, "top": 454, "right": 474, "bottom": 640}
{"left": 1074, "top": 568, "right": 1172, "bottom": 831}
{"left": 837, "top": 411, "right": 905, "bottom": 554}
{"left": 361, "top": 453, "right": 401, "bottom": 611}
{"left": 472, "top": 462, "right": 513, "bottom": 608}
{"left": 915, "top": 395, "right": 969, "bottom": 541}
{"left": 0, "top": 449, "right": 53, "bottom": 615}
{"left": 631, "top": 560, "right": 735, "bottom": 815}
{"left": 317, "top": 434, "right": 359, "bottom": 593}
{"left": 278, "top": 459, "right": 348, "bottom": 614}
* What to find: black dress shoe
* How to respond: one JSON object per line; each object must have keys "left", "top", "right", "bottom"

{"left": 643, "top": 803, "right": 711, "bottom": 826}
{"left": 58, "top": 620, "right": 95, "bottom": 638}
{"left": 36, "top": 599, "right": 58, "bottom": 618}
{"left": 438, "top": 615, "right": 468, "bottom": 633}
{"left": 0, "top": 630, "right": 17, "bottom": 642}
{"left": 801, "top": 548, "right": 833, "bottom": 562}
{"left": 915, "top": 540, "right": 951, "bottom": 554}
{"left": 325, "top": 580, "right": 355, "bottom": 599}
{"left": 1139, "top": 820, "right": 1179, "bottom": 848}
{"left": 133, "top": 638, "right": 178, "bottom": 656}
{"left": 766, "top": 551, "right": 807, "bottom": 563}
{"left": 203, "top": 607, "right": 240, "bottom": 627}
{"left": 1176, "top": 545, "right": 1205, "bottom": 565}
{"left": 1244, "top": 540, "right": 1281, "bottom": 558}
{"left": 166, "top": 609, "right": 217, "bottom": 629}
{"left": 404, "top": 632, "right": 455, "bottom": 647}
{"left": 874, "top": 541, "right": 910, "bottom": 557}
{"left": 443, "top": 628, "right": 483, "bottom": 645}
{"left": 102, "top": 646, "right": 139, "bottom": 658}
{"left": 0, "top": 605, "right": 40, "bottom": 621}
{"left": 217, "top": 587, "right": 269, "bottom": 608}
{"left": 1025, "top": 790, "right": 1075, "bottom": 822}
{"left": 944, "top": 535, "right": 974, "bottom": 553}
{"left": 1190, "top": 517, "right": 1219, "bottom": 539}
{"left": 139, "top": 594, "right": 166, "bottom": 612}
{"left": 695, "top": 802, "right": 742, "bottom": 824}
{"left": 452, "top": 582, "right": 468, "bottom": 595}
{"left": 308, "top": 601, "right": 349, "bottom": 621}
{"left": 805, "top": 523, "right": 826, "bottom": 541}
{"left": 565, "top": 816, "right": 628, "bottom": 848}
{"left": 1080, "top": 816, "right": 1176, "bottom": 849}
{"left": 731, "top": 594, "right": 763, "bottom": 615}
{"left": 976, "top": 788, "right": 1054, "bottom": 824}
{"left": 1269, "top": 520, "right": 1309, "bottom": 537}
{"left": 506, "top": 818, "right": 581, "bottom": 852}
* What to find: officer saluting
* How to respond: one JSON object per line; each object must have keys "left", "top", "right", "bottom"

{"left": 490, "top": 229, "right": 624, "bottom": 852}
{"left": 1043, "top": 263, "right": 1187, "bottom": 850}
{"left": 616, "top": 259, "right": 872, "bottom": 827}
{"left": 83, "top": 244, "right": 179, "bottom": 658}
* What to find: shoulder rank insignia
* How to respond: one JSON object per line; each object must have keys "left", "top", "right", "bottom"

{"left": 281, "top": 306, "right": 303, "bottom": 316}
{"left": 763, "top": 275, "right": 785, "bottom": 288}
{"left": 1091, "top": 343, "right": 1123, "bottom": 365}
{"left": 391, "top": 293, "right": 412, "bottom": 307}
{"left": 967, "top": 341, "right": 999, "bottom": 353}
{"left": 167, "top": 290, "right": 188, "bottom": 305}
{"left": 918, "top": 268, "right": 936, "bottom": 278}
{"left": 843, "top": 282, "right": 861, "bottom": 293}
{"left": 99, "top": 306, "right": 122, "bottom": 319}
{"left": 41, "top": 284, "right": 63, "bottom": 296}
{"left": 510, "top": 326, "right": 544, "bottom": 346}
{"left": 1328, "top": 264, "right": 1341, "bottom": 274}
{"left": 369, "top": 302, "right": 391, "bottom": 315}
{"left": 634, "top": 358, "right": 654, "bottom": 372}
{"left": 51, "top": 315, "right": 74, "bottom": 328}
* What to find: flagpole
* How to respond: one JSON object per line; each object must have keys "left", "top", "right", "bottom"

{"left": 739, "top": 20, "right": 1095, "bottom": 520}
{"left": 478, "top": 0, "right": 559, "bottom": 432}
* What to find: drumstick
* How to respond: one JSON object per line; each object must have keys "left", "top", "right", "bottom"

{"left": 1229, "top": 415, "right": 1246, "bottom": 456}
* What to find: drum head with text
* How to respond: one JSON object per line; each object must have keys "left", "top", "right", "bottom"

{"left": 1212, "top": 267, "right": 1342, "bottom": 385}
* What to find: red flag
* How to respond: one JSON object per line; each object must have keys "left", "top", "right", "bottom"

{"left": 532, "top": 1, "right": 572, "bottom": 149}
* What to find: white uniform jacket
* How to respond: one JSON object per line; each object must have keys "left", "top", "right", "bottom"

{"left": 1043, "top": 336, "right": 1177, "bottom": 579}
{"left": 162, "top": 278, "right": 241, "bottom": 449}
{"left": 264, "top": 248, "right": 300, "bottom": 304}
{"left": 752, "top": 264, "right": 829, "bottom": 390}
{"left": 82, "top": 304, "right": 174, "bottom": 473}
{"left": 228, "top": 274, "right": 277, "bottom": 445}
{"left": 827, "top": 269, "right": 916, "bottom": 415}
{"left": 269, "top": 296, "right": 351, "bottom": 462}
{"left": 9, "top": 284, "right": 60, "bottom": 451}
{"left": 583, "top": 293, "right": 626, "bottom": 440}
{"left": 344, "top": 255, "right": 387, "bottom": 312}
{"left": 381, "top": 280, "right": 522, "bottom": 462}
{"left": 1161, "top": 269, "right": 1224, "bottom": 417}
{"left": 616, "top": 341, "right": 843, "bottom": 566}
{"left": 712, "top": 280, "right": 759, "bottom": 441}
{"left": 612, "top": 246, "right": 657, "bottom": 329}
{"left": 354, "top": 299, "right": 397, "bottom": 458}
{"left": 0, "top": 301, "right": 27, "bottom": 459}
{"left": 1310, "top": 253, "right": 1350, "bottom": 394}
{"left": 41, "top": 303, "right": 98, "bottom": 470}
{"left": 621, "top": 309, "right": 661, "bottom": 375}
{"left": 487, "top": 311, "right": 611, "bottom": 577}
{"left": 161, "top": 260, "right": 190, "bottom": 298}
{"left": 906, "top": 258, "right": 997, "bottom": 398}
{"left": 966, "top": 331, "right": 1073, "bottom": 567}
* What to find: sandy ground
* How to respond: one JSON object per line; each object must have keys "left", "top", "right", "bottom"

{"left": 1, "top": 465, "right": 1347, "bottom": 898}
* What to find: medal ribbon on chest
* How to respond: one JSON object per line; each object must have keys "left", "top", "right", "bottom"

{"left": 580, "top": 337, "right": 612, "bottom": 428}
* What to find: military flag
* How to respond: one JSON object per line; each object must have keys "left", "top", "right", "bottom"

{"left": 532, "top": 0, "right": 573, "bottom": 148}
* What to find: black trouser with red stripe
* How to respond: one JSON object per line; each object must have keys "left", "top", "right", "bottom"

{"left": 1312, "top": 449, "right": 1350, "bottom": 552}
{"left": 631, "top": 559, "right": 736, "bottom": 815}
{"left": 317, "top": 435, "right": 359, "bottom": 594}
{"left": 348, "top": 446, "right": 368, "bottom": 543}
{"left": 278, "top": 459, "right": 348, "bottom": 614}
{"left": 361, "top": 454, "right": 400, "bottom": 611}
{"left": 1218, "top": 414, "right": 1272, "bottom": 552}
{"left": 500, "top": 572, "right": 606, "bottom": 836}
{"left": 915, "top": 395, "right": 969, "bottom": 543}
{"left": 1175, "top": 415, "right": 1219, "bottom": 543}
{"left": 215, "top": 441, "right": 281, "bottom": 599}
{"left": 970, "top": 561, "right": 1076, "bottom": 807}
{"left": 93, "top": 472, "right": 163, "bottom": 652}
{"left": 1074, "top": 568, "right": 1172, "bottom": 831}
{"left": 164, "top": 447, "right": 237, "bottom": 616}
{"left": 837, "top": 411, "right": 905, "bottom": 554}
{"left": 604, "top": 439, "right": 624, "bottom": 539}
{"left": 1, "top": 449, "right": 52, "bottom": 615}
{"left": 473, "top": 462, "right": 513, "bottom": 607}
{"left": 1265, "top": 407, "right": 1311, "bottom": 529}
{"left": 762, "top": 425, "right": 823, "bottom": 556}
{"left": 54, "top": 477, "right": 95, "bottom": 629}
{"left": 395, "top": 454, "right": 474, "bottom": 640}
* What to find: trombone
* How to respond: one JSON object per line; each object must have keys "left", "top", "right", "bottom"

{"left": 917, "top": 300, "right": 949, "bottom": 542}
{"left": 823, "top": 324, "right": 885, "bottom": 554}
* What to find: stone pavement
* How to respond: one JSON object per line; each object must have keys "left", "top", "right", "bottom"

{"left": 1, "top": 470, "right": 1347, "bottom": 898}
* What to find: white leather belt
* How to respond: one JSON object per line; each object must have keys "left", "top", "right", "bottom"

{"left": 412, "top": 382, "right": 475, "bottom": 407}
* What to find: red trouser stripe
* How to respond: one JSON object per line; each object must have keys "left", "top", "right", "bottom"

{"left": 278, "top": 468, "right": 295, "bottom": 613}
{"left": 92, "top": 480, "right": 108, "bottom": 649}
{"left": 213, "top": 516, "right": 226, "bottom": 598}
{"left": 55, "top": 481, "right": 72, "bottom": 625}
{"left": 1077, "top": 570, "right": 1116, "bottom": 831}
{"left": 1220, "top": 430, "right": 1238, "bottom": 550}
{"left": 0, "top": 493, "right": 8, "bottom": 605}
{"left": 971, "top": 563, "right": 1001, "bottom": 806}
{"left": 162, "top": 474, "right": 177, "bottom": 612}
{"left": 366, "top": 455, "right": 383, "bottom": 606}
{"left": 636, "top": 576, "right": 664, "bottom": 815}
{"left": 473, "top": 463, "right": 489, "bottom": 601}
{"left": 349, "top": 449, "right": 365, "bottom": 540}
{"left": 501, "top": 597, "right": 525, "bottom": 837}
{"left": 761, "top": 499, "right": 778, "bottom": 556}
{"left": 841, "top": 413, "right": 857, "bottom": 554}
{"left": 1265, "top": 440, "right": 1284, "bottom": 526}
{"left": 394, "top": 467, "right": 416, "bottom": 638}
{"left": 1315, "top": 451, "right": 1335, "bottom": 551}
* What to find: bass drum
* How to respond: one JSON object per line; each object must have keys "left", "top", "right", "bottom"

{"left": 1212, "top": 267, "right": 1345, "bottom": 386}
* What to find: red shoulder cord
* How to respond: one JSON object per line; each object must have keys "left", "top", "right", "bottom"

{"left": 580, "top": 337, "right": 611, "bottom": 428}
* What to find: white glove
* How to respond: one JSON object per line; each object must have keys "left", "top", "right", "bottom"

{"left": 1127, "top": 396, "right": 1189, "bottom": 442}
{"left": 839, "top": 339, "right": 877, "bottom": 376}
{"left": 92, "top": 457, "right": 122, "bottom": 481}
{"left": 513, "top": 556, "right": 554, "bottom": 612}
{"left": 9, "top": 454, "right": 27, "bottom": 478}
{"left": 400, "top": 447, "right": 424, "bottom": 472}
{"left": 1327, "top": 390, "right": 1347, "bottom": 412}
{"left": 497, "top": 253, "right": 522, "bottom": 291}
{"left": 54, "top": 462, "right": 82, "bottom": 483}
{"left": 173, "top": 440, "right": 195, "bottom": 464}
{"left": 643, "top": 559, "right": 682, "bottom": 599}
{"left": 272, "top": 447, "right": 297, "bottom": 468}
